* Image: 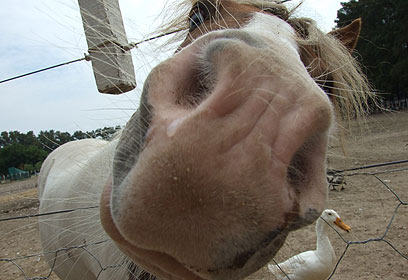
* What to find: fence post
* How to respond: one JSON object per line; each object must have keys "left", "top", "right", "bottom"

{"left": 78, "top": 0, "right": 136, "bottom": 94}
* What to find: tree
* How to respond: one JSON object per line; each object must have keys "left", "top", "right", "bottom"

{"left": 336, "top": 0, "right": 408, "bottom": 100}
{"left": 73, "top": 130, "right": 87, "bottom": 140}
{"left": 0, "top": 143, "right": 27, "bottom": 174}
{"left": 38, "top": 130, "right": 58, "bottom": 151}
{"left": 0, "top": 131, "right": 10, "bottom": 148}
{"left": 0, "top": 126, "right": 122, "bottom": 176}
{"left": 0, "top": 143, "right": 48, "bottom": 175}
{"left": 55, "top": 131, "right": 73, "bottom": 145}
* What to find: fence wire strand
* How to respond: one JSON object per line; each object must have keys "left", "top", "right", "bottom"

{"left": 1, "top": 160, "right": 407, "bottom": 279}
{"left": 0, "top": 29, "right": 183, "bottom": 85}
{"left": 0, "top": 206, "right": 99, "bottom": 222}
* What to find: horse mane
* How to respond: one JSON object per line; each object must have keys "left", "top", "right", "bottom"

{"left": 155, "top": 0, "right": 374, "bottom": 123}
{"left": 288, "top": 17, "right": 374, "bottom": 124}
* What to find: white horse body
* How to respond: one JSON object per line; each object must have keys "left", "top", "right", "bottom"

{"left": 38, "top": 139, "right": 130, "bottom": 279}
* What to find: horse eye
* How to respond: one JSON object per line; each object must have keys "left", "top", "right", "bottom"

{"left": 189, "top": 3, "right": 210, "bottom": 31}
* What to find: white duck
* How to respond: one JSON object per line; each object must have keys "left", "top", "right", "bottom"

{"left": 268, "top": 209, "right": 351, "bottom": 280}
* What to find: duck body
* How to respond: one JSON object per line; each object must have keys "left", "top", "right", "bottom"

{"left": 268, "top": 209, "right": 351, "bottom": 280}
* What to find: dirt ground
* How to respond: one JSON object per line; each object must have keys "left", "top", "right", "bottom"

{"left": 0, "top": 112, "right": 407, "bottom": 280}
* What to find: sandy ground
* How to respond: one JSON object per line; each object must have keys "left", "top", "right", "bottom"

{"left": 0, "top": 112, "right": 407, "bottom": 280}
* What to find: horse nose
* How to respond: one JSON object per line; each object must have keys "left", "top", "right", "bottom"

{"left": 109, "top": 30, "right": 333, "bottom": 280}
{"left": 164, "top": 31, "right": 334, "bottom": 163}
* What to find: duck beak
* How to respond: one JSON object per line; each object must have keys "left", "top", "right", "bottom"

{"left": 334, "top": 217, "right": 351, "bottom": 232}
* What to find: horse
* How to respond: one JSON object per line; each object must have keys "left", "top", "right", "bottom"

{"left": 38, "top": 0, "right": 371, "bottom": 279}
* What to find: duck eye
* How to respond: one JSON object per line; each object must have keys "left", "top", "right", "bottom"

{"left": 328, "top": 213, "right": 332, "bottom": 216}
{"left": 189, "top": 2, "right": 210, "bottom": 31}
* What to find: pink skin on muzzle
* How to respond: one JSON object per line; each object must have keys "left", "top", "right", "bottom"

{"left": 101, "top": 26, "right": 333, "bottom": 280}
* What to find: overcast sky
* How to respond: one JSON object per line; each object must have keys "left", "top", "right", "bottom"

{"left": 0, "top": 0, "right": 345, "bottom": 134}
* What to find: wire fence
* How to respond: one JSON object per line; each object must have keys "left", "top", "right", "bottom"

{"left": 265, "top": 161, "right": 408, "bottom": 280}
{"left": 325, "top": 165, "right": 408, "bottom": 279}
{"left": 0, "top": 160, "right": 407, "bottom": 280}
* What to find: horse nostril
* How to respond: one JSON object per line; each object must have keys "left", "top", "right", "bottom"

{"left": 286, "top": 130, "right": 328, "bottom": 191}
{"left": 177, "top": 33, "right": 258, "bottom": 108}
{"left": 175, "top": 58, "right": 216, "bottom": 107}
{"left": 172, "top": 33, "right": 262, "bottom": 109}
{"left": 192, "top": 69, "right": 216, "bottom": 105}
{"left": 287, "top": 146, "right": 309, "bottom": 188}
{"left": 284, "top": 132, "right": 329, "bottom": 231}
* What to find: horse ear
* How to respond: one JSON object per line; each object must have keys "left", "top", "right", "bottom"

{"left": 329, "top": 18, "right": 362, "bottom": 52}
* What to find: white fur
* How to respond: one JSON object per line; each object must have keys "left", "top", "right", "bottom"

{"left": 38, "top": 139, "right": 132, "bottom": 279}
{"left": 243, "top": 13, "right": 299, "bottom": 55}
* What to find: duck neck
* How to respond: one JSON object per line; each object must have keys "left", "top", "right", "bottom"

{"left": 315, "top": 218, "right": 334, "bottom": 255}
